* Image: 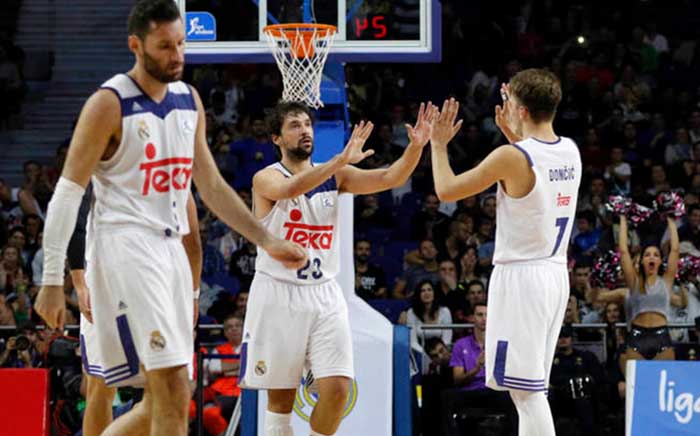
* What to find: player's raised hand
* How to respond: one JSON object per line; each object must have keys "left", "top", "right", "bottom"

{"left": 34, "top": 285, "right": 66, "bottom": 330}
{"left": 339, "top": 120, "right": 374, "bottom": 165}
{"left": 430, "top": 98, "right": 463, "bottom": 148}
{"left": 264, "top": 238, "right": 308, "bottom": 270}
{"left": 495, "top": 83, "right": 521, "bottom": 144}
{"left": 406, "top": 102, "right": 438, "bottom": 148}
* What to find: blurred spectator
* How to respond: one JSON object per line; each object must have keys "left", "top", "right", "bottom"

{"left": 442, "top": 302, "right": 514, "bottom": 436}
{"left": 234, "top": 290, "right": 249, "bottom": 318}
{"left": 362, "top": 122, "right": 403, "bottom": 169}
{"left": 355, "top": 194, "right": 392, "bottom": 231}
{"left": 0, "top": 43, "right": 24, "bottom": 129}
{"left": 410, "top": 193, "right": 449, "bottom": 241}
{"left": 399, "top": 280, "right": 453, "bottom": 346}
{"left": 457, "top": 246, "right": 485, "bottom": 287}
{"left": 436, "top": 259, "right": 464, "bottom": 318}
{"left": 200, "top": 221, "right": 226, "bottom": 277}
{"left": 229, "top": 237, "right": 256, "bottom": 291}
{"left": 205, "top": 313, "right": 243, "bottom": 428}
{"left": 390, "top": 103, "right": 409, "bottom": 148}
{"left": 437, "top": 220, "right": 469, "bottom": 264}
{"left": 354, "top": 239, "right": 388, "bottom": 300}
{"left": 393, "top": 239, "right": 440, "bottom": 299}
{"left": 0, "top": 177, "right": 41, "bottom": 225}
{"left": 549, "top": 324, "right": 606, "bottom": 435}
{"left": 570, "top": 261, "right": 592, "bottom": 304}
{"left": 678, "top": 205, "right": 700, "bottom": 249}
{"left": 207, "top": 90, "right": 237, "bottom": 131}
{"left": 0, "top": 294, "right": 15, "bottom": 326}
{"left": 22, "top": 214, "right": 42, "bottom": 258}
{"left": 0, "top": 245, "right": 29, "bottom": 296}
{"left": 474, "top": 218, "right": 495, "bottom": 269}
{"left": 7, "top": 225, "right": 30, "bottom": 263}
{"left": 665, "top": 127, "right": 693, "bottom": 166}
{"left": 572, "top": 211, "right": 601, "bottom": 260}
{"left": 421, "top": 338, "right": 454, "bottom": 436}
{"left": 646, "top": 164, "right": 670, "bottom": 196}
{"left": 226, "top": 114, "right": 276, "bottom": 190}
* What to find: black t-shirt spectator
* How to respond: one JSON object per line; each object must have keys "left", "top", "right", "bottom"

{"left": 356, "top": 264, "right": 387, "bottom": 300}
{"left": 229, "top": 244, "right": 257, "bottom": 290}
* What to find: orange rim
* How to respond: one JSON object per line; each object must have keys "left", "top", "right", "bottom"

{"left": 263, "top": 23, "right": 337, "bottom": 58}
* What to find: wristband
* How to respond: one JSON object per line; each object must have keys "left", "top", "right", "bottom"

{"left": 193, "top": 288, "right": 200, "bottom": 299}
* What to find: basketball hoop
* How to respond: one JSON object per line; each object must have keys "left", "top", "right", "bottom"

{"left": 263, "top": 23, "right": 337, "bottom": 109}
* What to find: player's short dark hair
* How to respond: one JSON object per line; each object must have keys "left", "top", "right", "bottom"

{"left": 127, "top": 0, "right": 182, "bottom": 39}
{"left": 266, "top": 101, "right": 314, "bottom": 137}
{"left": 509, "top": 68, "right": 562, "bottom": 123}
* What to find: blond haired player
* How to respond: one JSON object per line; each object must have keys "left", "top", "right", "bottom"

{"left": 430, "top": 69, "right": 581, "bottom": 436}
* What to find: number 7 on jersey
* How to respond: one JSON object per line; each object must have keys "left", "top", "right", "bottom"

{"left": 551, "top": 217, "right": 569, "bottom": 256}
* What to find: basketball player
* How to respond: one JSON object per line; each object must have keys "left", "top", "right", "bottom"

{"left": 430, "top": 70, "right": 581, "bottom": 436}
{"left": 242, "top": 100, "right": 436, "bottom": 436}
{"left": 33, "top": 1, "right": 307, "bottom": 435}
{"left": 68, "top": 185, "right": 201, "bottom": 436}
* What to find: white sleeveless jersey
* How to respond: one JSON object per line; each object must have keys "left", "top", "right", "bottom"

{"left": 90, "top": 74, "right": 197, "bottom": 236}
{"left": 493, "top": 137, "right": 581, "bottom": 264}
{"left": 255, "top": 163, "right": 340, "bottom": 285}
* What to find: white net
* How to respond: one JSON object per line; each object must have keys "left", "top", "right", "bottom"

{"left": 263, "top": 25, "right": 337, "bottom": 109}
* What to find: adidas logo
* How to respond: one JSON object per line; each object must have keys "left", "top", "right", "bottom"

{"left": 118, "top": 301, "right": 127, "bottom": 310}
{"left": 132, "top": 101, "right": 144, "bottom": 112}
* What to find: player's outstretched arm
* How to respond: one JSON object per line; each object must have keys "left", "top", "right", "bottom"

{"left": 254, "top": 121, "right": 375, "bottom": 201}
{"left": 431, "top": 98, "right": 528, "bottom": 202}
{"left": 337, "top": 102, "right": 437, "bottom": 194}
{"left": 36, "top": 90, "right": 121, "bottom": 330}
{"left": 189, "top": 87, "right": 307, "bottom": 270}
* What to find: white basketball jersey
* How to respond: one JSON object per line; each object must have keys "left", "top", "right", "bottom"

{"left": 255, "top": 162, "right": 339, "bottom": 285}
{"left": 493, "top": 137, "right": 581, "bottom": 264}
{"left": 90, "top": 74, "right": 197, "bottom": 236}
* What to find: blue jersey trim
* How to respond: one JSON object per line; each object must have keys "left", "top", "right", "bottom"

{"left": 120, "top": 75, "right": 196, "bottom": 119}
{"left": 511, "top": 143, "right": 534, "bottom": 167}
{"left": 305, "top": 176, "right": 337, "bottom": 198}
{"left": 531, "top": 136, "right": 561, "bottom": 145}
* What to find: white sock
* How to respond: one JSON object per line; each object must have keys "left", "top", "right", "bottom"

{"left": 265, "top": 411, "right": 293, "bottom": 436}
{"left": 509, "top": 390, "right": 555, "bottom": 436}
{"left": 309, "top": 430, "right": 331, "bottom": 436}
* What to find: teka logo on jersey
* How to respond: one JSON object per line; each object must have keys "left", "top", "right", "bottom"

{"left": 282, "top": 209, "right": 334, "bottom": 249}
{"left": 556, "top": 192, "right": 571, "bottom": 207}
{"left": 139, "top": 143, "right": 193, "bottom": 195}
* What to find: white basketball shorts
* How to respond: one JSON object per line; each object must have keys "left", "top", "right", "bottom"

{"left": 240, "top": 273, "right": 354, "bottom": 390}
{"left": 83, "top": 227, "right": 194, "bottom": 387}
{"left": 485, "top": 261, "right": 569, "bottom": 393}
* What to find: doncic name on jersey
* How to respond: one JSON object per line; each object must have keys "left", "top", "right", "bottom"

{"left": 282, "top": 209, "right": 334, "bottom": 249}
{"left": 548, "top": 165, "right": 576, "bottom": 182}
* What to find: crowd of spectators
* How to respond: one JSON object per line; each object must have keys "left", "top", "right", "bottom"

{"left": 2, "top": 0, "right": 700, "bottom": 434}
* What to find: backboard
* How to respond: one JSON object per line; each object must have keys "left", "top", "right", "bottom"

{"left": 179, "top": 0, "right": 441, "bottom": 63}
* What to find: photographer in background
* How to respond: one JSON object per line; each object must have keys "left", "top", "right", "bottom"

{"left": 0, "top": 320, "right": 44, "bottom": 368}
